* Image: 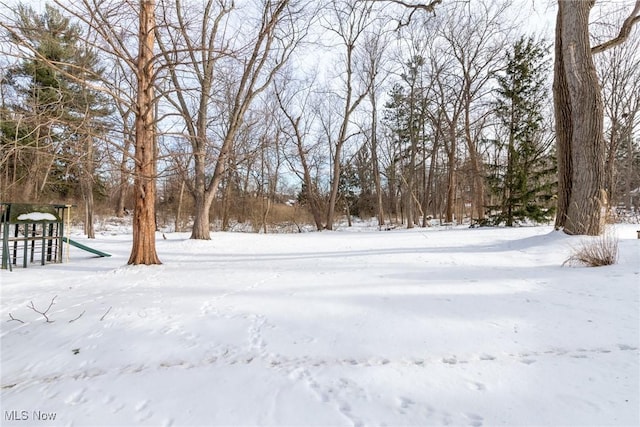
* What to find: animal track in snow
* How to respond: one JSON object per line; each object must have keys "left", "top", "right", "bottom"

{"left": 467, "top": 381, "right": 487, "bottom": 392}
{"left": 134, "top": 399, "right": 153, "bottom": 422}
{"left": 65, "top": 387, "right": 87, "bottom": 405}
{"left": 464, "top": 412, "right": 484, "bottom": 427}
{"left": 397, "top": 396, "right": 415, "bottom": 415}
{"left": 479, "top": 354, "right": 496, "bottom": 361}
{"left": 618, "top": 344, "right": 638, "bottom": 351}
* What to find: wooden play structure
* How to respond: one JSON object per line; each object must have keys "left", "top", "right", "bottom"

{"left": 1, "top": 203, "right": 110, "bottom": 271}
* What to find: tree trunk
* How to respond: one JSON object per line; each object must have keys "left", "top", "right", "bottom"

{"left": 445, "top": 126, "right": 457, "bottom": 223}
{"left": 128, "top": 0, "right": 161, "bottom": 265}
{"left": 369, "top": 91, "right": 385, "bottom": 228}
{"left": 115, "top": 132, "right": 132, "bottom": 217}
{"left": 406, "top": 142, "right": 416, "bottom": 229}
{"left": 604, "top": 119, "right": 619, "bottom": 205}
{"left": 189, "top": 148, "right": 213, "bottom": 239}
{"left": 299, "top": 150, "right": 324, "bottom": 231}
{"left": 626, "top": 115, "right": 636, "bottom": 209}
{"left": 556, "top": 0, "right": 606, "bottom": 235}
{"left": 464, "top": 104, "right": 485, "bottom": 222}
{"left": 553, "top": 5, "right": 573, "bottom": 230}
{"left": 82, "top": 136, "right": 95, "bottom": 239}
{"left": 326, "top": 147, "right": 342, "bottom": 230}
{"left": 82, "top": 177, "right": 95, "bottom": 239}
{"left": 191, "top": 192, "right": 210, "bottom": 239}
{"left": 175, "top": 179, "right": 185, "bottom": 232}
{"left": 423, "top": 121, "right": 440, "bottom": 226}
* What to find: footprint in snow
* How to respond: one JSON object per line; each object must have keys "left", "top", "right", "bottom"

{"left": 65, "top": 388, "right": 87, "bottom": 405}
{"left": 397, "top": 397, "right": 415, "bottom": 414}
{"left": 464, "top": 412, "right": 484, "bottom": 427}
{"left": 135, "top": 399, "right": 153, "bottom": 422}
{"left": 467, "top": 381, "right": 486, "bottom": 391}
{"left": 135, "top": 400, "right": 149, "bottom": 412}
{"left": 618, "top": 344, "right": 638, "bottom": 351}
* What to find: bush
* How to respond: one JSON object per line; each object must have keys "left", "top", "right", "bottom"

{"left": 563, "top": 228, "right": 619, "bottom": 267}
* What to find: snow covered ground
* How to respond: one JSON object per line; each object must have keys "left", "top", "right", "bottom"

{"left": 1, "top": 224, "right": 639, "bottom": 427}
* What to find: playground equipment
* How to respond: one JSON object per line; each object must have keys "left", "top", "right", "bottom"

{"left": 1, "top": 202, "right": 110, "bottom": 271}
{"left": 62, "top": 236, "right": 112, "bottom": 258}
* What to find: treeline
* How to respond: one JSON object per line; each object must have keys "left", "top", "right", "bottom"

{"left": 1, "top": 1, "right": 638, "bottom": 238}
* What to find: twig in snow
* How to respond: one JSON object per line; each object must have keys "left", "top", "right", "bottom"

{"left": 69, "top": 310, "right": 86, "bottom": 323}
{"left": 7, "top": 313, "right": 24, "bottom": 323}
{"left": 100, "top": 306, "right": 112, "bottom": 321}
{"left": 27, "top": 296, "right": 57, "bottom": 323}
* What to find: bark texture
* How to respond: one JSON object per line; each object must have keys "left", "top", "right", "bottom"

{"left": 554, "top": 0, "right": 606, "bottom": 235}
{"left": 128, "top": 0, "right": 161, "bottom": 265}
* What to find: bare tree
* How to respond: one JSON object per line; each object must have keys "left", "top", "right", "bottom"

{"left": 594, "top": 20, "right": 640, "bottom": 209}
{"left": 554, "top": 0, "right": 640, "bottom": 235}
{"left": 428, "top": 48, "right": 463, "bottom": 224}
{"left": 361, "top": 22, "right": 393, "bottom": 228}
{"left": 44, "top": 0, "right": 162, "bottom": 261}
{"left": 437, "top": 0, "right": 513, "bottom": 223}
{"left": 107, "top": 63, "right": 136, "bottom": 218}
{"left": 275, "top": 74, "right": 326, "bottom": 230}
{"left": 322, "top": 0, "right": 374, "bottom": 230}
{"left": 155, "top": 0, "right": 305, "bottom": 239}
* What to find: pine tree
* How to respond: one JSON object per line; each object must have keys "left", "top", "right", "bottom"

{"left": 2, "top": 3, "right": 111, "bottom": 215}
{"left": 491, "top": 37, "right": 556, "bottom": 226}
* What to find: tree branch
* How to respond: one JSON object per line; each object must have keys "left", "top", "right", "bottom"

{"left": 370, "top": 0, "right": 443, "bottom": 30}
{"left": 7, "top": 313, "right": 25, "bottom": 324}
{"left": 100, "top": 306, "right": 112, "bottom": 321}
{"left": 27, "top": 296, "right": 58, "bottom": 323}
{"left": 592, "top": 0, "right": 640, "bottom": 54}
{"left": 69, "top": 310, "right": 86, "bottom": 323}
{"left": 382, "top": 0, "right": 443, "bottom": 13}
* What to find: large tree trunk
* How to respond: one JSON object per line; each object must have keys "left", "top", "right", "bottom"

{"left": 553, "top": 6, "right": 573, "bottom": 230}
{"left": 191, "top": 192, "right": 211, "bottom": 239}
{"left": 190, "top": 150, "right": 212, "bottom": 239}
{"left": 555, "top": 0, "right": 606, "bottom": 236}
{"left": 128, "top": 0, "right": 161, "bottom": 265}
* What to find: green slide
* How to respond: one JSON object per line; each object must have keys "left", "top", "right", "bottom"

{"left": 62, "top": 237, "right": 112, "bottom": 257}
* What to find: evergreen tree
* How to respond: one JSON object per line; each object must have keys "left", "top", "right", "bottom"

{"left": 338, "top": 163, "right": 360, "bottom": 226}
{"left": 490, "top": 37, "right": 556, "bottom": 226}
{"left": 1, "top": 4, "right": 111, "bottom": 206}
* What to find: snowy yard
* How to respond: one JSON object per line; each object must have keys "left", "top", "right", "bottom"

{"left": 1, "top": 224, "right": 639, "bottom": 426}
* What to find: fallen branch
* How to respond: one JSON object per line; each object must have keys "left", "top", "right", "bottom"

{"left": 100, "top": 306, "right": 112, "bottom": 321}
{"left": 27, "top": 296, "right": 58, "bottom": 323}
{"left": 7, "top": 313, "right": 24, "bottom": 324}
{"left": 69, "top": 310, "right": 86, "bottom": 323}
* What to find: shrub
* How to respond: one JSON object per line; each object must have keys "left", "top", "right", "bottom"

{"left": 563, "top": 228, "right": 619, "bottom": 267}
